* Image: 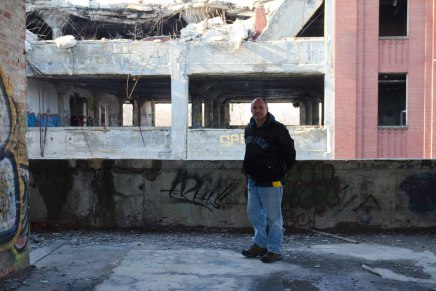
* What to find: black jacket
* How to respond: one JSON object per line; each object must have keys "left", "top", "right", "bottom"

{"left": 243, "top": 112, "right": 296, "bottom": 183}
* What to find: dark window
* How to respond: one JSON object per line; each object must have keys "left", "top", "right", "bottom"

{"left": 379, "top": 0, "right": 408, "bottom": 37}
{"left": 378, "top": 74, "right": 407, "bottom": 126}
{"left": 70, "top": 93, "right": 87, "bottom": 126}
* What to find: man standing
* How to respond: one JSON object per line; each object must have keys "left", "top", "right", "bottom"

{"left": 241, "top": 97, "right": 296, "bottom": 263}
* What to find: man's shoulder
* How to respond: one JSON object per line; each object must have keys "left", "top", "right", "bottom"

{"left": 272, "top": 120, "right": 288, "bottom": 131}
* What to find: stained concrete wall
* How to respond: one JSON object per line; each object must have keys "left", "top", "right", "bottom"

{"left": 25, "top": 39, "right": 325, "bottom": 76}
{"left": 29, "top": 159, "right": 436, "bottom": 230}
{"left": 26, "top": 127, "right": 326, "bottom": 160}
{"left": 0, "top": 0, "right": 29, "bottom": 279}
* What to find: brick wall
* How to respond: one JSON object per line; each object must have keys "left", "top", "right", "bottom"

{"left": 0, "top": 0, "right": 29, "bottom": 279}
{"left": 335, "top": 0, "right": 434, "bottom": 158}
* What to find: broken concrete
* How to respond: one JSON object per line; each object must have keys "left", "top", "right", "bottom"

{"left": 2, "top": 230, "right": 436, "bottom": 290}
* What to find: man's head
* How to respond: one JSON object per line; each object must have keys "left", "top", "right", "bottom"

{"left": 251, "top": 97, "right": 268, "bottom": 126}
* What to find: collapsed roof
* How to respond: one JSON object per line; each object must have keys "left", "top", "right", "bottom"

{"left": 26, "top": 0, "right": 324, "bottom": 42}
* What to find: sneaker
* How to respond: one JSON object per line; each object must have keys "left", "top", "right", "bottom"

{"left": 261, "top": 252, "right": 283, "bottom": 263}
{"left": 241, "top": 244, "right": 267, "bottom": 257}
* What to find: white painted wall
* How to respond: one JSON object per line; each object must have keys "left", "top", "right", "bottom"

{"left": 27, "top": 127, "right": 326, "bottom": 160}
{"left": 27, "top": 79, "right": 59, "bottom": 114}
{"left": 26, "top": 39, "right": 325, "bottom": 76}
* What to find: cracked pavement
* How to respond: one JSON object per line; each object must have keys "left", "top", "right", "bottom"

{"left": 1, "top": 229, "right": 436, "bottom": 290}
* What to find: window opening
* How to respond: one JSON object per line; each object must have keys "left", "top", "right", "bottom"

{"left": 379, "top": 0, "right": 408, "bottom": 37}
{"left": 70, "top": 93, "right": 87, "bottom": 126}
{"left": 378, "top": 73, "right": 407, "bottom": 126}
{"left": 122, "top": 102, "right": 133, "bottom": 126}
{"left": 155, "top": 103, "right": 172, "bottom": 127}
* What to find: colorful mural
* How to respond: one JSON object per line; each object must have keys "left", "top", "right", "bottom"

{"left": 0, "top": 67, "right": 29, "bottom": 278}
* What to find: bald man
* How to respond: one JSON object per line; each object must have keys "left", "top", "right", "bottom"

{"left": 241, "top": 97, "right": 296, "bottom": 263}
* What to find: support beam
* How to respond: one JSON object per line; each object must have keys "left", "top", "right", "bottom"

{"left": 170, "top": 43, "right": 188, "bottom": 159}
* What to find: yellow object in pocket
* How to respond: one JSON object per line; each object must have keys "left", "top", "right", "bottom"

{"left": 272, "top": 181, "right": 282, "bottom": 187}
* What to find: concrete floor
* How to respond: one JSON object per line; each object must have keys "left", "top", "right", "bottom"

{"left": 2, "top": 229, "right": 436, "bottom": 290}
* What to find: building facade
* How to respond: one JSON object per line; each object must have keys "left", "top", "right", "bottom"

{"left": 23, "top": 0, "right": 436, "bottom": 160}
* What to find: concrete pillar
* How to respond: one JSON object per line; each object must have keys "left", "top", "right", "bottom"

{"left": 40, "top": 13, "right": 66, "bottom": 39}
{"left": 324, "top": 0, "right": 334, "bottom": 159}
{"left": 299, "top": 101, "right": 307, "bottom": 125}
{"left": 213, "top": 99, "right": 221, "bottom": 128}
{"left": 140, "top": 101, "right": 154, "bottom": 126}
{"left": 191, "top": 95, "right": 202, "bottom": 128}
{"left": 133, "top": 100, "right": 139, "bottom": 126}
{"left": 306, "top": 101, "right": 313, "bottom": 125}
{"left": 204, "top": 99, "right": 214, "bottom": 128}
{"left": 221, "top": 101, "right": 230, "bottom": 128}
{"left": 170, "top": 43, "right": 188, "bottom": 159}
{"left": 118, "top": 101, "right": 124, "bottom": 127}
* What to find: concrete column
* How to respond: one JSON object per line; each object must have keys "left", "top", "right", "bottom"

{"left": 170, "top": 43, "right": 188, "bottom": 159}
{"left": 40, "top": 13, "right": 66, "bottom": 39}
{"left": 324, "top": 0, "right": 334, "bottom": 159}
{"left": 204, "top": 99, "right": 214, "bottom": 128}
{"left": 299, "top": 101, "right": 307, "bottom": 125}
{"left": 140, "top": 101, "right": 154, "bottom": 126}
{"left": 191, "top": 95, "right": 202, "bottom": 128}
{"left": 221, "top": 101, "right": 230, "bottom": 128}
{"left": 213, "top": 99, "right": 221, "bottom": 128}
{"left": 306, "top": 101, "right": 313, "bottom": 125}
{"left": 133, "top": 100, "right": 139, "bottom": 126}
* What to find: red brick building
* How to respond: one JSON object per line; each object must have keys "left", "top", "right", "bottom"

{"left": 333, "top": 0, "right": 436, "bottom": 159}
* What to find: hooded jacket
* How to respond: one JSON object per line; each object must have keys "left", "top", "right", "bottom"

{"left": 243, "top": 112, "right": 296, "bottom": 184}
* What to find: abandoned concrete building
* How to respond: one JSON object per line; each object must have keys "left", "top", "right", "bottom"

{"left": 24, "top": 0, "right": 436, "bottom": 160}
{"left": 2, "top": 0, "right": 436, "bottom": 279}
{"left": 24, "top": 0, "right": 327, "bottom": 160}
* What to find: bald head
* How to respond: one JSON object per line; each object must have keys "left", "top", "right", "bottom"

{"left": 251, "top": 98, "right": 268, "bottom": 127}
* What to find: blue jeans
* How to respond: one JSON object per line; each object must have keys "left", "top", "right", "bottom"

{"left": 247, "top": 184, "right": 283, "bottom": 254}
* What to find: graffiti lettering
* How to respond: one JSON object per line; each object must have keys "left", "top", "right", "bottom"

{"left": 220, "top": 134, "right": 244, "bottom": 147}
{"left": 0, "top": 65, "right": 28, "bottom": 278}
{"left": 161, "top": 170, "right": 238, "bottom": 212}
{"left": 27, "top": 112, "right": 61, "bottom": 127}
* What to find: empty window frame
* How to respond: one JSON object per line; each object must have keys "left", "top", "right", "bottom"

{"left": 379, "top": 0, "right": 408, "bottom": 37}
{"left": 378, "top": 73, "right": 407, "bottom": 127}
{"left": 70, "top": 93, "right": 87, "bottom": 126}
{"left": 122, "top": 102, "right": 133, "bottom": 126}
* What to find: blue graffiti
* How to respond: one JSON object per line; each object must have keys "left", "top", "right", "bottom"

{"left": 27, "top": 112, "right": 61, "bottom": 127}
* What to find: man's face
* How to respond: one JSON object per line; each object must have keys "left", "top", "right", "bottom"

{"left": 251, "top": 98, "right": 268, "bottom": 122}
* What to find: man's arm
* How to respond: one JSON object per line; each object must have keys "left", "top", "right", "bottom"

{"left": 278, "top": 126, "right": 296, "bottom": 169}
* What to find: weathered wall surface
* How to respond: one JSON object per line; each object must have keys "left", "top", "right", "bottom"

{"left": 26, "top": 127, "right": 326, "bottom": 160}
{"left": 25, "top": 39, "right": 325, "bottom": 76}
{"left": 29, "top": 159, "right": 436, "bottom": 230}
{"left": 0, "top": 0, "right": 29, "bottom": 279}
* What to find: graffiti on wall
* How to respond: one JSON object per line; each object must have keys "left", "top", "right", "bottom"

{"left": 161, "top": 169, "right": 239, "bottom": 212}
{"left": 282, "top": 161, "right": 341, "bottom": 228}
{"left": 27, "top": 112, "right": 61, "bottom": 127}
{"left": 0, "top": 67, "right": 29, "bottom": 278}
{"left": 220, "top": 134, "right": 244, "bottom": 147}
{"left": 400, "top": 173, "right": 436, "bottom": 212}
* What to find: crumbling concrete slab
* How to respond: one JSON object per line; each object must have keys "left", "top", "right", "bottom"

{"left": 257, "top": 0, "right": 324, "bottom": 41}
